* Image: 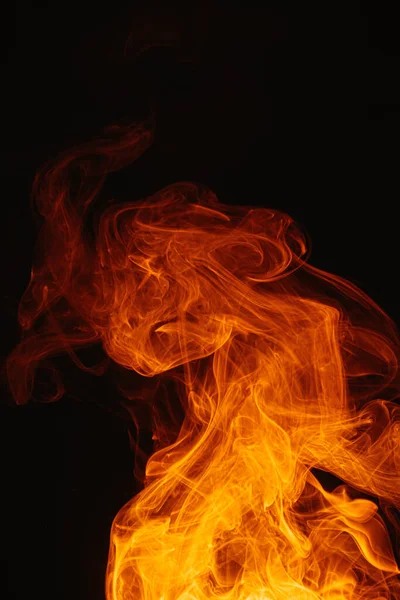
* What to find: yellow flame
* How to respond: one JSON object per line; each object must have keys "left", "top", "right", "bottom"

{"left": 6, "top": 124, "right": 400, "bottom": 599}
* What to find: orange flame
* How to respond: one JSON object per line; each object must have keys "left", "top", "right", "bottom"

{"left": 6, "top": 123, "right": 400, "bottom": 599}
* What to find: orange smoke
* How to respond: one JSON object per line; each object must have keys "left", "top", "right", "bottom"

{"left": 6, "top": 123, "right": 400, "bottom": 599}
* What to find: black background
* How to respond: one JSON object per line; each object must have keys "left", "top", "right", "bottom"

{"left": 2, "top": 2, "right": 400, "bottom": 599}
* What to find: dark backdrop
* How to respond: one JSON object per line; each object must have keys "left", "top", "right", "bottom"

{"left": 2, "top": 2, "right": 400, "bottom": 599}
